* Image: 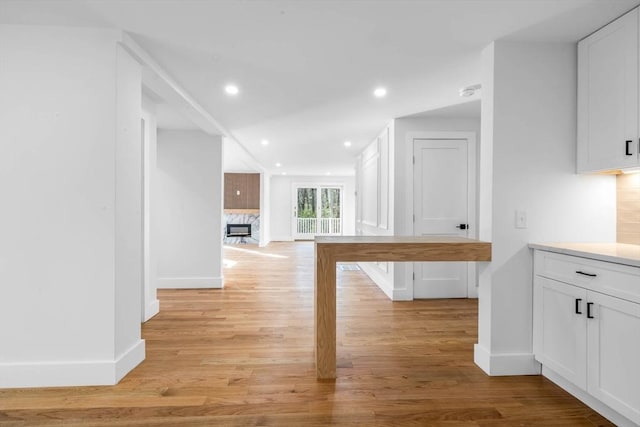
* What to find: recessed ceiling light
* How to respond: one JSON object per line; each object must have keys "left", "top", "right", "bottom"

{"left": 261, "top": 139, "right": 269, "bottom": 146}
{"left": 373, "top": 87, "right": 387, "bottom": 98}
{"left": 344, "top": 141, "right": 352, "bottom": 147}
{"left": 326, "top": 172, "right": 331, "bottom": 176}
{"left": 224, "top": 84, "right": 239, "bottom": 95}
{"left": 282, "top": 172, "right": 287, "bottom": 175}
{"left": 275, "top": 162, "right": 282, "bottom": 167}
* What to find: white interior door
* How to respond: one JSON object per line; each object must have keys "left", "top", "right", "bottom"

{"left": 413, "top": 139, "right": 471, "bottom": 299}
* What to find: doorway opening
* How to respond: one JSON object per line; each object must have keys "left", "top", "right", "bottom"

{"left": 292, "top": 185, "right": 343, "bottom": 240}
{"left": 412, "top": 135, "right": 477, "bottom": 299}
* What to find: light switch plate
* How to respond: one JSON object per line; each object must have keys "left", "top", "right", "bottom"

{"left": 515, "top": 210, "right": 527, "bottom": 229}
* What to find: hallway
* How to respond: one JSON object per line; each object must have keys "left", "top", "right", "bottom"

{"left": 0, "top": 243, "right": 611, "bottom": 426}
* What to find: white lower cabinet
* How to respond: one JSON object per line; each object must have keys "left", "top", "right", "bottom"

{"left": 533, "top": 277, "right": 587, "bottom": 389}
{"left": 586, "top": 291, "right": 640, "bottom": 424}
{"left": 533, "top": 250, "right": 640, "bottom": 426}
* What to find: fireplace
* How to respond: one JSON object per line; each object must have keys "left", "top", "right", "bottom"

{"left": 226, "top": 223, "right": 251, "bottom": 238}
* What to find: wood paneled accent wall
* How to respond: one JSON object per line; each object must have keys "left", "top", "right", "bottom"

{"left": 617, "top": 173, "right": 640, "bottom": 245}
{"left": 224, "top": 173, "right": 260, "bottom": 210}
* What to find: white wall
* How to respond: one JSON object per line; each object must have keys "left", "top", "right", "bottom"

{"left": 141, "top": 95, "right": 160, "bottom": 321}
{"left": 270, "top": 175, "right": 356, "bottom": 241}
{"left": 114, "top": 44, "right": 144, "bottom": 365}
{"left": 392, "top": 116, "right": 482, "bottom": 300}
{"left": 475, "top": 41, "right": 616, "bottom": 376}
{"left": 156, "top": 130, "right": 224, "bottom": 288}
{"left": 355, "top": 116, "right": 482, "bottom": 300}
{"left": 259, "top": 172, "right": 271, "bottom": 246}
{"left": 0, "top": 25, "right": 144, "bottom": 387}
{"left": 355, "top": 124, "right": 396, "bottom": 297}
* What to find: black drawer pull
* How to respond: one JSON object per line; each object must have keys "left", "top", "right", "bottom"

{"left": 575, "top": 298, "right": 582, "bottom": 314}
{"left": 626, "top": 140, "right": 633, "bottom": 156}
{"left": 587, "top": 302, "right": 595, "bottom": 319}
{"left": 576, "top": 270, "right": 597, "bottom": 277}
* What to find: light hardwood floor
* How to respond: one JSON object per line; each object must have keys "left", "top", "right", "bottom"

{"left": 0, "top": 242, "right": 613, "bottom": 426}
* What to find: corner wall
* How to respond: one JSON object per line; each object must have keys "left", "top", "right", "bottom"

{"left": 0, "top": 25, "right": 144, "bottom": 387}
{"left": 141, "top": 95, "right": 160, "bottom": 321}
{"left": 156, "top": 130, "right": 224, "bottom": 288}
{"left": 355, "top": 124, "right": 395, "bottom": 298}
{"left": 475, "top": 41, "right": 616, "bottom": 375}
{"left": 259, "top": 172, "right": 271, "bottom": 246}
{"left": 355, "top": 116, "right": 482, "bottom": 300}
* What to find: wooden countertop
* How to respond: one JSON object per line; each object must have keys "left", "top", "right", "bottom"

{"left": 314, "top": 235, "right": 491, "bottom": 379}
{"left": 314, "top": 235, "right": 492, "bottom": 262}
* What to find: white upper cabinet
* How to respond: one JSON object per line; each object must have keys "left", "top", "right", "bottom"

{"left": 578, "top": 8, "right": 640, "bottom": 173}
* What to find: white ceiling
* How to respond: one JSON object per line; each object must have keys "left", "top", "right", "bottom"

{"left": 2, "top": 0, "right": 639, "bottom": 175}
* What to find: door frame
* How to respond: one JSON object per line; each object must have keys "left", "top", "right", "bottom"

{"left": 291, "top": 183, "right": 345, "bottom": 240}
{"left": 405, "top": 131, "right": 478, "bottom": 298}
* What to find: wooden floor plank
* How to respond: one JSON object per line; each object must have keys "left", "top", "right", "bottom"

{"left": 0, "top": 242, "right": 614, "bottom": 426}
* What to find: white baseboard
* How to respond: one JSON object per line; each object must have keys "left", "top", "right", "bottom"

{"left": 157, "top": 276, "right": 223, "bottom": 289}
{"left": 269, "top": 235, "right": 294, "bottom": 242}
{"left": 0, "top": 339, "right": 145, "bottom": 388}
{"left": 392, "top": 285, "right": 413, "bottom": 301}
{"left": 115, "top": 339, "right": 145, "bottom": 382}
{"left": 144, "top": 298, "right": 160, "bottom": 322}
{"left": 358, "top": 262, "right": 394, "bottom": 300}
{"left": 542, "top": 366, "right": 637, "bottom": 427}
{"left": 259, "top": 238, "right": 271, "bottom": 247}
{"left": 474, "top": 344, "right": 541, "bottom": 376}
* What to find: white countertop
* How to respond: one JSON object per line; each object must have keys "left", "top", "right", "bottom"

{"left": 529, "top": 242, "right": 640, "bottom": 268}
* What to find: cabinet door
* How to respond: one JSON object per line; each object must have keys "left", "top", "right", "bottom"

{"left": 587, "top": 291, "right": 640, "bottom": 425}
{"left": 533, "top": 277, "right": 588, "bottom": 389}
{"left": 578, "top": 8, "right": 639, "bottom": 172}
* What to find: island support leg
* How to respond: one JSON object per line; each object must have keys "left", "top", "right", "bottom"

{"left": 314, "top": 246, "right": 336, "bottom": 379}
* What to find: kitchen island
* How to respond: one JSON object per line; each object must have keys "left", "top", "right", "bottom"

{"left": 314, "top": 235, "right": 492, "bottom": 379}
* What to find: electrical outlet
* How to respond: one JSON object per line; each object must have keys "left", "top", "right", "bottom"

{"left": 515, "top": 210, "right": 527, "bottom": 229}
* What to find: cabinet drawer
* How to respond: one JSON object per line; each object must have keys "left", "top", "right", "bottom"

{"left": 534, "top": 251, "right": 640, "bottom": 304}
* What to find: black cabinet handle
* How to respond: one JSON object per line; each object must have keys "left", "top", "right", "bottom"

{"left": 626, "top": 140, "right": 633, "bottom": 156}
{"left": 576, "top": 270, "right": 597, "bottom": 277}
{"left": 575, "top": 298, "right": 582, "bottom": 315}
{"left": 587, "top": 302, "right": 595, "bottom": 319}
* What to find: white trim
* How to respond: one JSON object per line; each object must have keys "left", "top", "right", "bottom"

{"left": 0, "top": 340, "right": 145, "bottom": 388}
{"left": 157, "top": 276, "right": 224, "bottom": 289}
{"left": 119, "top": 36, "right": 266, "bottom": 174}
{"left": 144, "top": 298, "right": 160, "bottom": 322}
{"left": 270, "top": 235, "right": 295, "bottom": 242}
{"left": 115, "top": 340, "right": 146, "bottom": 383}
{"left": 473, "top": 344, "right": 541, "bottom": 376}
{"left": 408, "top": 131, "right": 478, "bottom": 300}
{"left": 474, "top": 343, "right": 492, "bottom": 373}
{"left": 467, "top": 263, "right": 478, "bottom": 298}
{"left": 392, "top": 285, "right": 413, "bottom": 301}
{"left": 543, "top": 366, "right": 637, "bottom": 427}
{"left": 258, "top": 239, "right": 271, "bottom": 247}
{"left": 358, "top": 262, "right": 394, "bottom": 299}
